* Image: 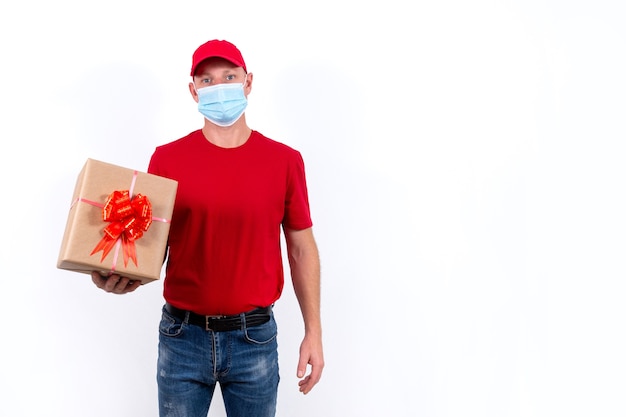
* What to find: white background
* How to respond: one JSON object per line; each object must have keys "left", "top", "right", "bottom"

{"left": 1, "top": 1, "right": 625, "bottom": 416}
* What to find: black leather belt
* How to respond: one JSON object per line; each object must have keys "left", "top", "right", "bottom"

{"left": 165, "top": 303, "right": 271, "bottom": 332}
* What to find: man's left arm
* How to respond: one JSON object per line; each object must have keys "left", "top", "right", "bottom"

{"left": 284, "top": 226, "right": 324, "bottom": 394}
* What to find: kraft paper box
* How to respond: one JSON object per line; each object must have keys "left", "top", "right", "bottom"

{"left": 57, "top": 158, "right": 178, "bottom": 284}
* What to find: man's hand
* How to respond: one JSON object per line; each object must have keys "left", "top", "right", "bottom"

{"left": 91, "top": 272, "right": 141, "bottom": 294}
{"left": 297, "top": 333, "right": 324, "bottom": 394}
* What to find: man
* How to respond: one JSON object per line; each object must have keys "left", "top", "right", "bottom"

{"left": 92, "top": 39, "right": 324, "bottom": 417}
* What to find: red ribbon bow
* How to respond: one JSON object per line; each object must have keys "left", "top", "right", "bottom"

{"left": 90, "top": 190, "right": 153, "bottom": 267}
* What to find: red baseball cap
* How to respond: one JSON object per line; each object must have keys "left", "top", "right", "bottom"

{"left": 190, "top": 39, "right": 247, "bottom": 76}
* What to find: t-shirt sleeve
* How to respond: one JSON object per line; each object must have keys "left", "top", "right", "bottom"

{"left": 283, "top": 151, "right": 313, "bottom": 230}
{"left": 147, "top": 148, "right": 160, "bottom": 176}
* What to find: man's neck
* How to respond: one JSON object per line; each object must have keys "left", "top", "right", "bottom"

{"left": 201, "top": 117, "right": 252, "bottom": 148}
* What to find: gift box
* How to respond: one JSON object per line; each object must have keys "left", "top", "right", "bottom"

{"left": 57, "top": 158, "right": 178, "bottom": 284}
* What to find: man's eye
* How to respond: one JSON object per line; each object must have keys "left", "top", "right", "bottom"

{"left": 201, "top": 78, "right": 211, "bottom": 84}
{"left": 226, "top": 75, "right": 236, "bottom": 81}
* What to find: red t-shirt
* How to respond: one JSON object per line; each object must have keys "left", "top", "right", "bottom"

{"left": 148, "top": 130, "right": 313, "bottom": 315}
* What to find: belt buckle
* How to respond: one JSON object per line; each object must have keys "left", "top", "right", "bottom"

{"left": 205, "top": 314, "right": 225, "bottom": 331}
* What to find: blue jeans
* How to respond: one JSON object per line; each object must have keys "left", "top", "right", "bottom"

{"left": 157, "top": 305, "right": 279, "bottom": 417}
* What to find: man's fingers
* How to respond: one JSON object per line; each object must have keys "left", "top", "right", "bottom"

{"left": 91, "top": 271, "right": 109, "bottom": 289}
{"left": 296, "top": 363, "right": 323, "bottom": 394}
{"left": 90, "top": 272, "right": 140, "bottom": 294}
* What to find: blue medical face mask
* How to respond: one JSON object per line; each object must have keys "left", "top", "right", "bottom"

{"left": 196, "top": 76, "right": 248, "bottom": 127}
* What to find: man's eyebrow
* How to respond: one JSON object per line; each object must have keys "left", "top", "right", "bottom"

{"left": 197, "top": 68, "right": 238, "bottom": 77}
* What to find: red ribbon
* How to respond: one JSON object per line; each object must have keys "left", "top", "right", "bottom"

{"left": 90, "top": 189, "right": 153, "bottom": 267}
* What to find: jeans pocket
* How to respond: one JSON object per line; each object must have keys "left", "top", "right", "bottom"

{"left": 159, "top": 307, "right": 185, "bottom": 337}
{"left": 243, "top": 315, "right": 277, "bottom": 345}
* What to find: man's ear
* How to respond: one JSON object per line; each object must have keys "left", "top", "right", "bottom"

{"left": 189, "top": 82, "right": 199, "bottom": 102}
{"left": 244, "top": 72, "right": 253, "bottom": 94}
